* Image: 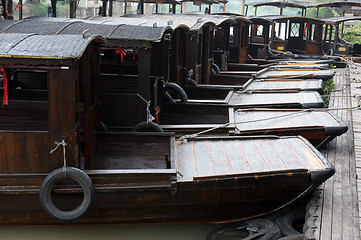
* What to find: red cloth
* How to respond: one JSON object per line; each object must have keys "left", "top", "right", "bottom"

{"left": 0, "top": 66, "right": 8, "bottom": 105}
{"left": 115, "top": 48, "right": 126, "bottom": 62}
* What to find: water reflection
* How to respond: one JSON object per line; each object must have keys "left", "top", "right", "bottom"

{"left": 0, "top": 224, "right": 217, "bottom": 240}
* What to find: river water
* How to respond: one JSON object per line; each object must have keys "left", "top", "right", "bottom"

{"left": 0, "top": 224, "right": 217, "bottom": 240}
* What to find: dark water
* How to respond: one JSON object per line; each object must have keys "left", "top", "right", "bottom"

{"left": 0, "top": 224, "right": 217, "bottom": 240}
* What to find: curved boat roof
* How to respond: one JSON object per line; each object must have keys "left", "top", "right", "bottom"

{"left": 323, "top": 16, "right": 361, "bottom": 24}
{"left": 90, "top": 14, "right": 218, "bottom": 32}
{"left": 0, "top": 33, "right": 105, "bottom": 60}
{"left": 246, "top": 1, "right": 306, "bottom": 9}
{"left": 0, "top": 18, "right": 171, "bottom": 42}
{"left": 265, "top": 15, "right": 324, "bottom": 23}
{"left": 308, "top": 1, "right": 361, "bottom": 8}
{"left": 247, "top": 16, "right": 273, "bottom": 24}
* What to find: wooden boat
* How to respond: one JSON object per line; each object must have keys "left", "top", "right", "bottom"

{"left": 255, "top": 68, "right": 335, "bottom": 80}
{"left": 0, "top": 33, "right": 335, "bottom": 225}
{"left": 268, "top": 16, "right": 325, "bottom": 56}
{"left": 245, "top": 1, "right": 307, "bottom": 17}
{"left": 158, "top": 105, "right": 348, "bottom": 147}
{"left": 230, "top": 108, "right": 348, "bottom": 148}
{"left": 322, "top": 16, "right": 361, "bottom": 57}
{"left": 0, "top": 18, "right": 328, "bottom": 108}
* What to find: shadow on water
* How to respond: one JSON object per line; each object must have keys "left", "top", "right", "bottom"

{"left": 0, "top": 224, "right": 217, "bottom": 240}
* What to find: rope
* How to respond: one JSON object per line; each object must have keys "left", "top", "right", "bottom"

{"left": 137, "top": 93, "right": 154, "bottom": 123}
{"left": 179, "top": 58, "right": 361, "bottom": 141}
{"left": 50, "top": 139, "right": 68, "bottom": 174}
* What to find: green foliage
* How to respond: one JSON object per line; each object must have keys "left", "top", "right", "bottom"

{"left": 343, "top": 23, "right": 361, "bottom": 44}
{"left": 322, "top": 78, "right": 335, "bottom": 107}
{"left": 25, "top": 0, "right": 69, "bottom": 18}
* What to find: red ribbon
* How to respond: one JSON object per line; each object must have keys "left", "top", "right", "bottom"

{"left": 0, "top": 66, "right": 8, "bottom": 106}
{"left": 115, "top": 48, "right": 127, "bottom": 62}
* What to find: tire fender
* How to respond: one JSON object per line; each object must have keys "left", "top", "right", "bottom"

{"left": 40, "top": 167, "right": 95, "bottom": 221}
{"left": 131, "top": 121, "right": 164, "bottom": 132}
{"left": 163, "top": 82, "right": 188, "bottom": 103}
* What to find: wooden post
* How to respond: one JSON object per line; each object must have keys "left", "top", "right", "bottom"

{"left": 109, "top": 0, "right": 113, "bottom": 16}
{"left": 51, "top": 0, "right": 57, "bottom": 17}
{"left": 7, "top": 0, "right": 12, "bottom": 16}
{"left": 102, "top": 0, "right": 107, "bottom": 16}
{"left": 70, "top": 0, "right": 76, "bottom": 18}
{"left": 19, "top": 0, "right": 22, "bottom": 20}
{"left": 1, "top": 0, "right": 6, "bottom": 19}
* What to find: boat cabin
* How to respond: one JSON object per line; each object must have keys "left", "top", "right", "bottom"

{"left": 245, "top": 1, "right": 307, "bottom": 17}
{"left": 268, "top": 16, "right": 324, "bottom": 56}
{"left": 0, "top": 33, "right": 105, "bottom": 172}
{"left": 322, "top": 16, "right": 361, "bottom": 56}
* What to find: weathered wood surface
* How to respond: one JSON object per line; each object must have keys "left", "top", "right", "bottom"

{"left": 305, "top": 67, "right": 360, "bottom": 239}
{"left": 175, "top": 136, "right": 328, "bottom": 182}
{"left": 228, "top": 91, "right": 324, "bottom": 108}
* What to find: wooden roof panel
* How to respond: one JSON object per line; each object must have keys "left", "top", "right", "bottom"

{"left": 175, "top": 136, "right": 328, "bottom": 182}
{"left": 0, "top": 33, "right": 105, "bottom": 59}
{"left": 233, "top": 110, "right": 342, "bottom": 132}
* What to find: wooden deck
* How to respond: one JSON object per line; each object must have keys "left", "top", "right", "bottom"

{"left": 304, "top": 66, "right": 361, "bottom": 239}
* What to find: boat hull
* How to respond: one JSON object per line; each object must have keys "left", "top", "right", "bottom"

{"left": 0, "top": 169, "right": 321, "bottom": 225}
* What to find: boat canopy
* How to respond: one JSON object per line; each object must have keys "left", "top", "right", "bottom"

{"left": 0, "top": 33, "right": 105, "bottom": 60}
{"left": 322, "top": 16, "right": 361, "bottom": 25}
{"left": 307, "top": 1, "right": 361, "bottom": 8}
{"left": 247, "top": 1, "right": 306, "bottom": 9}
{"left": 0, "top": 19, "right": 171, "bottom": 43}
{"left": 265, "top": 15, "right": 324, "bottom": 23}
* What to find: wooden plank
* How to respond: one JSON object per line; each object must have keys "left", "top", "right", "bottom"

{"left": 251, "top": 139, "right": 287, "bottom": 170}
{"left": 25, "top": 133, "right": 49, "bottom": 173}
{"left": 192, "top": 141, "right": 216, "bottom": 177}
{"left": 283, "top": 138, "right": 324, "bottom": 170}
{"left": 5, "top": 132, "right": 26, "bottom": 173}
{"left": 236, "top": 139, "right": 270, "bottom": 172}
{"left": 266, "top": 138, "right": 305, "bottom": 169}
{"left": 220, "top": 140, "right": 253, "bottom": 173}
{"left": 175, "top": 141, "right": 198, "bottom": 182}
{"left": 206, "top": 140, "right": 234, "bottom": 176}
{"left": 0, "top": 132, "right": 6, "bottom": 172}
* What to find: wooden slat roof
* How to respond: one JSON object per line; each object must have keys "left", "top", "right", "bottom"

{"left": 323, "top": 16, "right": 361, "bottom": 24}
{"left": 175, "top": 136, "right": 330, "bottom": 182}
{"left": 233, "top": 109, "right": 346, "bottom": 133}
{"left": 308, "top": 1, "right": 361, "bottom": 8}
{"left": 256, "top": 69, "right": 335, "bottom": 79}
{"left": 244, "top": 79, "right": 323, "bottom": 93}
{"left": 0, "top": 33, "right": 105, "bottom": 59}
{"left": 228, "top": 91, "right": 324, "bottom": 108}
{"left": 246, "top": 1, "right": 307, "bottom": 9}
{"left": 0, "top": 18, "right": 171, "bottom": 42}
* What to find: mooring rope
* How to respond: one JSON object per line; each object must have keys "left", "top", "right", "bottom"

{"left": 137, "top": 93, "right": 155, "bottom": 123}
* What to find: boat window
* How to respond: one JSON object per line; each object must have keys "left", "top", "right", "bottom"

{"left": 290, "top": 22, "right": 300, "bottom": 38}
{"left": 308, "top": 24, "right": 316, "bottom": 41}
{"left": 256, "top": 24, "right": 264, "bottom": 37}
{"left": 275, "top": 22, "right": 286, "bottom": 40}
{"left": 0, "top": 68, "right": 49, "bottom": 131}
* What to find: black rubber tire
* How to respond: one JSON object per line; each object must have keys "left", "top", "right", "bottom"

{"left": 212, "top": 63, "right": 220, "bottom": 75}
{"left": 163, "top": 82, "right": 188, "bottom": 103}
{"left": 207, "top": 219, "right": 282, "bottom": 240}
{"left": 275, "top": 207, "right": 305, "bottom": 237}
{"left": 40, "top": 167, "right": 95, "bottom": 221}
{"left": 131, "top": 121, "right": 164, "bottom": 132}
{"left": 186, "top": 78, "right": 198, "bottom": 87}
